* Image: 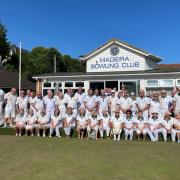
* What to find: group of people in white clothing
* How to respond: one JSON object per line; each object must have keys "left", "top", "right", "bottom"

{"left": 0, "top": 86, "right": 180, "bottom": 142}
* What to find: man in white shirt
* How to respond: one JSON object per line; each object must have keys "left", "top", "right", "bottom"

{"left": 111, "top": 110, "right": 124, "bottom": 141}
{"left": 174, "top": 113, "right": 180, "bottom": 143}
{"left": 84, "top": 89, "right": 98, "bottom": 116}
{"left": 130, "top": 92, "right": 137, "bottom": 118}
{"left": 16, "top": 90, "right": 29, "bottom": 115}
{"left": 117, "top": 90, "right": 132, "bottom": 118}
{"left": 108, "top": 90, "right": 118, "bottom": 116}
{"left": 32, "top": 92, "right": 45, "bottom": 115}
{"left": 65, "top": 90, "right": 78, "bottom": 117}
{"left": 136, "top": 89, "right": 150, "bottom": 120}
{"left": 146, "top": 111, "right": 165, "bottom": 141}
{"left": 98, "top": 89, "right": 110, "bottom": 116}
{"left": 74, "top": 86, "right": 86, "bottom": 111}
{"left": 0, "top": 88, "right": 5, "bottom": 125}
{"left": 159, "top": 90, "right": 173, "bottom": 118}
{"left": 149, "top": 93, "right": 160, "bottom": 116}
{"left": 173, "top": 88, "right": 180, "bottom": 114}
{"left": 43, "top": 89, "right": 55, "bottom": 119}
{"left": 4, "top": 88, "right": 17, "bottom": 127}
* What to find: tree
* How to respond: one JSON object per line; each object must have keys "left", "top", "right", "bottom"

{"left": 0, "top": 21, "right": 10, "bottom": 62}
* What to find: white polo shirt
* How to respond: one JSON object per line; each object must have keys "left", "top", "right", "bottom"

{"left": 51, "top": 114, "right": 63, "bottom": 125}
{"left": 84, "top": 95, "right": 98, "bottom": 109}
{"left": 65, "top": 95, "right": 78, "bottom": 109}
{"left": 74, "top": 92, "right": 86, "bottom": 105}
{"left": 109, "top": 96, "right": 118, "bottom": 112}
{"left": 100, "top": 114, "right": 111, "bottom": 127}
{"left": 173, "top": 94, "right": 180, "bottom": 112}
{"left": 117, "top": 97, "right": 132, "bottom": 110}
{"left": 38, "top": 114, "right": 50, "bottom": 124}
{"left": 134, "top": 117, "right": 147, "bottom": 129}
{"left": 76, "top": 114, "right": 88, "bottom": 126}
{"left": 136, "top": 97, "right": 150, "bottom": 110}
{"left": 124, "top": 117, "right": 134, "bottom": 128}
{"left": 33, "top": 96, "right": 45, "bottom": 112}
{"left": 148, "top": 117, "right": 163, "bottom": 129}
{"left": 15, "top": 114, "right": 27, "bottom": 125}
{"left": 88, "top": 115, "right": 100, "bottom": 126}
{"left": 149, "top": 99, "right": 160, "bottom": 113}
{"left": 99, "top": 96, "right": 109, "bottom": 111}
{"left": 43, "top": 96, "right": 55, "bottom": 114}
{"left": 162, "top": 117, "right": 174, "bottom": 130}
{"left": 111, "top": 115, "right": 123, "bottom": 126}
{"left": 4, "top": 92, "right": 17, "bottom": 108}
{"left": 16, "top": 96, "right": 29, "bottom": 112}
{"left": 27, "top": 114, "right": 37, "bottom": 125}
{"left": 159, "top": 95, "right": 172, "bottom": 111}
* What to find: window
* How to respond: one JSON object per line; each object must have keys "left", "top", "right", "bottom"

{"left": 54, "top": 82, "right": 62, "bottom": 87}
{"left": 146, "top": 80, "right": 158, "bottom": 87}
{"left": 159, "top": 80, "right": 174, "bottom": 87}
{"left": 176, "top": 79, "right": 180, "bottom": 86}
{"left": 75, "top": 82, "right": 84, "bottom": 87}
{"left": 65, "top": 82, "right": 73, "bottom": 87}
{"left": 43, "top": 82, "right": 51, "bottom": 87}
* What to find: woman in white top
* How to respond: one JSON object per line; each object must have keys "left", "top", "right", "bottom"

{"left": 64, "top": 107, "right": 76, "bottom": 138}
{"left": 134, "top": 111, "right": 147, "bottom": 140}
{"left": 76, "top": 107, "right": 88, "bottom": 139}
{"left": 26, "top": 109, "right": 38, "bottom": 136}
{"left": 15, "top": 109, "right": 27, "bottom": 136}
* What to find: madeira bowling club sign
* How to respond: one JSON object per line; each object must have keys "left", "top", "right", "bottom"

{"left": 86, "top": 44, "right": 146, "bottom": 72}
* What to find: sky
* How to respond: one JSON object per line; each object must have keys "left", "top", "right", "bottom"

{"left": 0, "top": 0, "right": 180, "bottom": 64}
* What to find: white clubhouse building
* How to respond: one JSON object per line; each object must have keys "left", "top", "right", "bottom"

{"left": 33, "top": 39, "right": 180, "bottom": 95}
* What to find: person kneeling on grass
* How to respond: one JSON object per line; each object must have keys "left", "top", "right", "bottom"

{"left": 76, "top": 107, "right": 88, "bottom": 139}
{"left": 173, "top": 113, "right": 180, "bottom": 143}
{"left": 64, "top": 107, "right": 76, "bottom": 139}
{"left": 49, "top": 109, "right": 63, "bottom": 138}
{"left": 15, "top": 109, "right": 27, "bottom": 136}
{"left": 87, "top": 108, "right": 100, "bottom": 140}
{"left": 123, "top": 110, "right": 135, "bottom": 141}
{"left": 111, "top": 110, "right": 124, "bottom": 141}
{"left": 146, "top": 111, "right": 165, "bottom": 142}
{"left": 26, "top": 109, "right": 38, "bottom": 136}
{"left": 134, "top": 111, "right": 147, "bottom": 140}
{"left": 99, "top": 109, "right": 111, "bottom": 139}
{"left": 37, "top": 111, "right": 50, "bottom": 137}
{"left": 162, "top": 111, "right": 176, "bottom": 142}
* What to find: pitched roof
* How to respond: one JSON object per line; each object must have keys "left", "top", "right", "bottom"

{"left": 0, "top": 70, "right": 35, "bottom": 90}
{"left": 81, "top": 38, "right": 162, "bottom": 62}
{"left": 32, "top": 64, "right": 180, "bottom": 79}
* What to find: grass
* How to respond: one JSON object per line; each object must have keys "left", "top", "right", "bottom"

{"left": 0, "top": 136, "right": 180, "bottom": 180}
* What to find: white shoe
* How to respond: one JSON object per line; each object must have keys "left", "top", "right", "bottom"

{"left": 31, "top": 134, "right": 34, "bottom": 137}
{"left": 125, "top": 137, "right": 128, "bottom": 141}
{"left": 43, "top": 133, "right": 46, "bottom": 137}
{"left": 37, "top": 134, "right": 40, "bottom": 137}
{"left": 19, "top": 133, "right": 21, "bottom": 136}
{"left": 117, "top": 138, "right": 120, "bottom": 141}
{"left": 57, "top": 135, "right": 61, "bottom": 138}
{"left": 113, "top": 137, "right": 116, "bottom": 141}
{"left": 4, "top": 124, "right": 7, "bottom": 128}
{"left": 151, "top": 139, "right": 156, "bottom": 142}
{"left": 178, "top": 140, "right": 180, "bottom": 143}
{"left": 49, "top": 135, "right": 52, "bottom": 137}
{"left": 16, "top": 133, "right": 18, "bottom": 136}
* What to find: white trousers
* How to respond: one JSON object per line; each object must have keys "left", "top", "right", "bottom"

{"left": 50, "top": 124, "right": 63, "bottom": 136}
{"left": 0, "top": 102, "right": 3, "bottom": 123}
{"left": 147, "top": 128, "right": 166, "bottom": 141}
{"left": 124, "top": 128, "right": 134, "bottom": 140}
{"left": 64, "top": 124, "right": 75, "bottom": 136}
{"left": 99, "top": 126, "right": 110, "bottom": 138}
{"left": 162, "top": 128, "right": 176, "bottom": 142}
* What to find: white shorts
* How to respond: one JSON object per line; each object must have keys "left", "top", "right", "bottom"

{"left": 38, "top": 124, "right": 50, "bottom": 129}
{"left": 5, "top": 106, "right": 15, "bottom": 118}
{"left": 26, "top": 124, "right": 37, "bottom": 130}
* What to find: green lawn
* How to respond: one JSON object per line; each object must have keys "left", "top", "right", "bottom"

{"left": 0, "top": 136, "right": 180, "bottom": 180}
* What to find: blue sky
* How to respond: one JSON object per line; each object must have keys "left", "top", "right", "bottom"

{"left": 0, "top": 0, "right": 180, "bottom": 63}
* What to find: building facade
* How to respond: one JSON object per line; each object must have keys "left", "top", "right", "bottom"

{"left": 33, "top": 39, "right": 180, "bottom": 95}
